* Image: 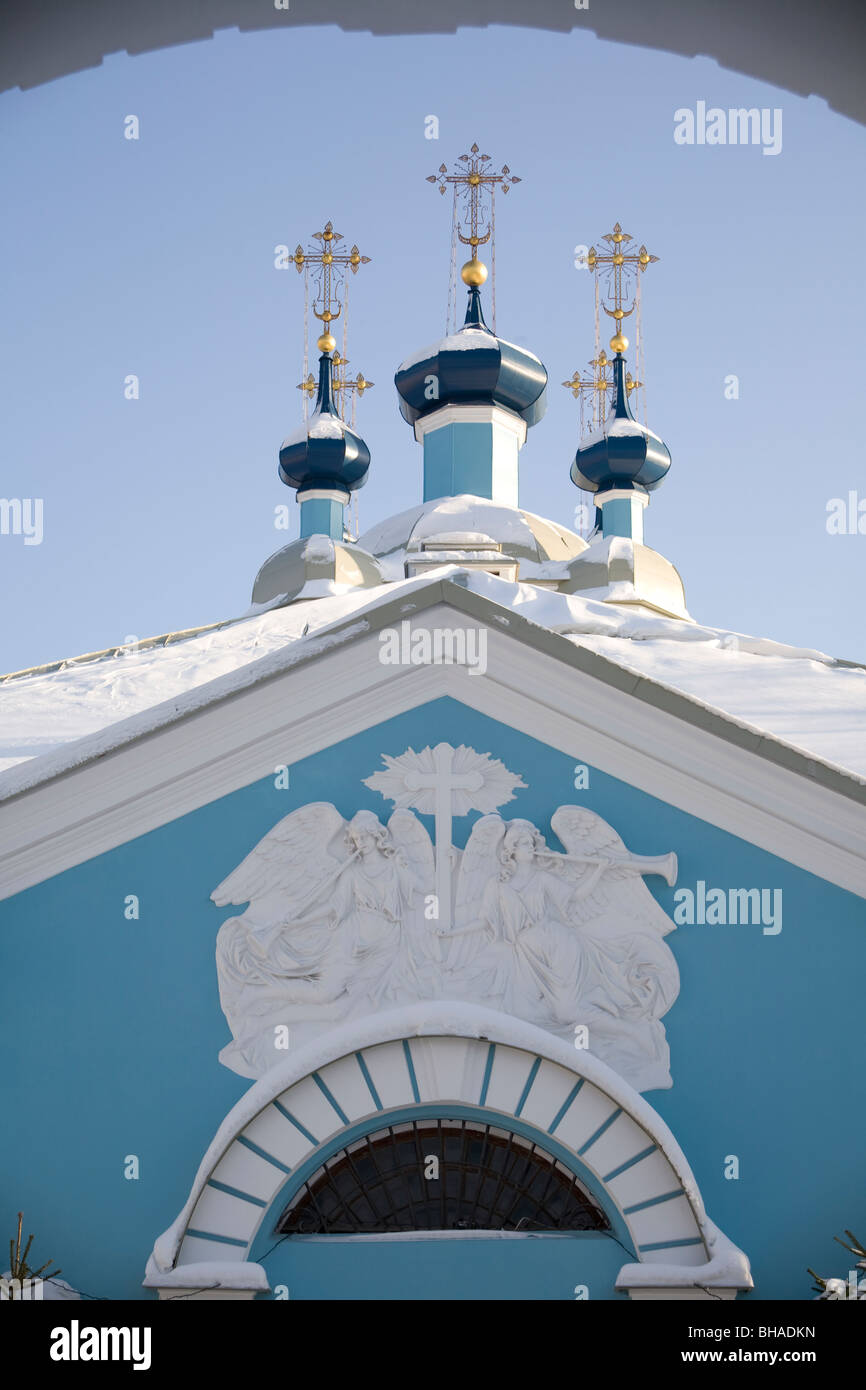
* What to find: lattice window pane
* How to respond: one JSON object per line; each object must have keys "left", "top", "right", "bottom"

{"left": 278, "top": 1120, "right": 609, "bottom": 1235}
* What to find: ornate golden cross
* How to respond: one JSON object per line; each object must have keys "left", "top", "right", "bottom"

{"left": 426, "top": 143, "right": 519, "bottom": 252}
{"left": 587, "top": 222, "right": 658, "bottom": 352}
{"left": 331, "top": 352, "right": 374, "bottom": 421}
{"left": 297, "top": 352, "right": 374, "bottom": 422}
{"left": 563, "top": 350, "right": 612, "bottom": 399}
{"left": 291, "top": 221, "right": 370, "bottom": 347}
{"left": 563, "top": 350, "right": 642, "bottom": 432}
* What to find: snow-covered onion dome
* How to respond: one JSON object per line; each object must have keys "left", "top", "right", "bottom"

{"left": 571, "top": 350, "right": 670, "bottom": 497}
{"left": 394, "top": 284, "right": 548, "bottom": 429}
{"left": 279, "top": 349, "right": 370, "bottom": 499}
{"left": 565, "top": 341, "right": 687, "bottom": 620}
{"left": 252, "top": 332, "right": 381, "bottom": 609}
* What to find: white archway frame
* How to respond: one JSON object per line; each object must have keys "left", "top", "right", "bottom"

{"left": 145, "top": 1004, "right": 752, "bottom": 1300}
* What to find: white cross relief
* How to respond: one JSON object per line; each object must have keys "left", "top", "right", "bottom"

{"left": 364, "top": 742, "right": 526, "bottom": 933}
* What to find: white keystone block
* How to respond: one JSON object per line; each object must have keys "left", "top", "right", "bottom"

{"left": 411, "top": 1036, "right": 487, "bottom": 1103}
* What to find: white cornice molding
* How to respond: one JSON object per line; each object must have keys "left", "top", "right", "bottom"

{"left": 598, "top": 489, "right": 649, "bottom": 508}
{"left": 296, "top": 488, "right": 346, "bottom": 503}
{"left": 0, "top": 599, "right": 863, "bottom": 902}
{"left": 413, "top": 403, "right": 528, "bottom": 446}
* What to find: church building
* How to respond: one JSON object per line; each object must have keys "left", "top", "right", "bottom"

{"left": 2, "top": 147, "right": 864, "bottom": 1302}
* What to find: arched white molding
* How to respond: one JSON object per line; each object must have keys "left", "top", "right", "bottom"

{"left": 144, "top": 1004, "right": 752, "bottom": 1300}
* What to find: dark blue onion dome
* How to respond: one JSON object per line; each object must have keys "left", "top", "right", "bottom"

{"left": 279, "top": 350, "right": 370, "bottom": 496}
{"left": 395, "top": 286, "right": 548, "bottom": 429}
{"left": 571, "top": 352, "right": 671, "bottom": 495}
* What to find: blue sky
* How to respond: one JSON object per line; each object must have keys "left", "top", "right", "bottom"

{"left": 1, "top": 23, "right": 864, "bottom": 671}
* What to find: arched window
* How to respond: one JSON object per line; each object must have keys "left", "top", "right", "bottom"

{"left": 277, "top": 1119, "right": 610, "bottom": 1235}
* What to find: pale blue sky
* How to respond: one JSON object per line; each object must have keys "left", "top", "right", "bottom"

{"left": 1, "top": 23, "right": 864, "bottom": 671}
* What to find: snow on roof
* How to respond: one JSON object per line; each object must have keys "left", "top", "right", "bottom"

{"left": 301, "top": 536, "right": 335, "bottom": 563}
{"left": 411, "top": 531, "right": 499, "bottom": 547}
{"left": 358, "top": 495, "right": 573, "bottom": 557}
{"left": 279, "top": 411, "right": 346, "bottom": 450}
{"left": 1, "top": 568, "right": 864, "bottom": 796}
{"left": 396, "top": 327, "right": 498, "bottom": 372}
{"left": 579, "top": 415, "right": 668, "bottom": 450}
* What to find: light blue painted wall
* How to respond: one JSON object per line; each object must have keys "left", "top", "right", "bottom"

{"left": 299, "top": 497, "right": 343, "bottom": 540}
{"left": 255, "top": 1232, "right": 627, "bottom": 1301}
{"left": 601, "top": 495, "right": 642, "bottom": 539}
{"left": 423, "top": 422, "right": 496, "bottom": 501}
{"left": 1, "top": 696, "right": 864, "bottom": 1299}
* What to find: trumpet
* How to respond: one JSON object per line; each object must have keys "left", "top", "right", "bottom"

{"left": 537, "top": 848, "right": 678, "bottom": 887}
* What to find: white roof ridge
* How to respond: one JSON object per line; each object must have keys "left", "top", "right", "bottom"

{"left": 1, "top": 568, "right": 864, "bottom": 803}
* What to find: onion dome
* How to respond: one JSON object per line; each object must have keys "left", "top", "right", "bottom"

{"left": 570, "top": 352, "right": 670, "bottom": 495}
{"left": 279, "top": 350, "right": 370, "bottom": 498}
{"left": 394, "top": 286, "right": 548, "bottom": 429}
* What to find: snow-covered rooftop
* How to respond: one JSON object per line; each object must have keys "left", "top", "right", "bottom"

{"left": 1, "top": 568, "right": 864, "bottom": 793}
{"left": 358, "top": 494, "right": 585, "bottom": 561}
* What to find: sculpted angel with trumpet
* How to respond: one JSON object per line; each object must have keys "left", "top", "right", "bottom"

{"left": 210, "top": 761, "right": 681, "bottom": 1090}
{"left": 440, "top": 807, "right": 680, "bottom": 1087}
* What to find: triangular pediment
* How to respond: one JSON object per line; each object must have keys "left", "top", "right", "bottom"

{"left": 0, "top": 576, "right": 863, "bottom": 901}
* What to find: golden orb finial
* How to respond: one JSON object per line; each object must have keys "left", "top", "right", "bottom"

{"left": 317, "top": 331, "right": 336, "bottom": 353}
{"left": 461, "top": 257, "right": 488, "bottom": 286}
{"left": 610, "top": 332, "right": 629, "bottom": 353}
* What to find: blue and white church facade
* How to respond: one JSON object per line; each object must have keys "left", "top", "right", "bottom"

{"left": 1, "top": 229, "right": 865, "bottom": 1304}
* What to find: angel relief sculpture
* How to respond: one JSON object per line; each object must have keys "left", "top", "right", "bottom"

{"left": 443, "top": 810, "right": 679, "bottom": 1090}
{"left": 212, "top": 744, "right": 681, "bottom": 1091}
{"left": 213, "top": 805, "right": 437, "bottom": 1076}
